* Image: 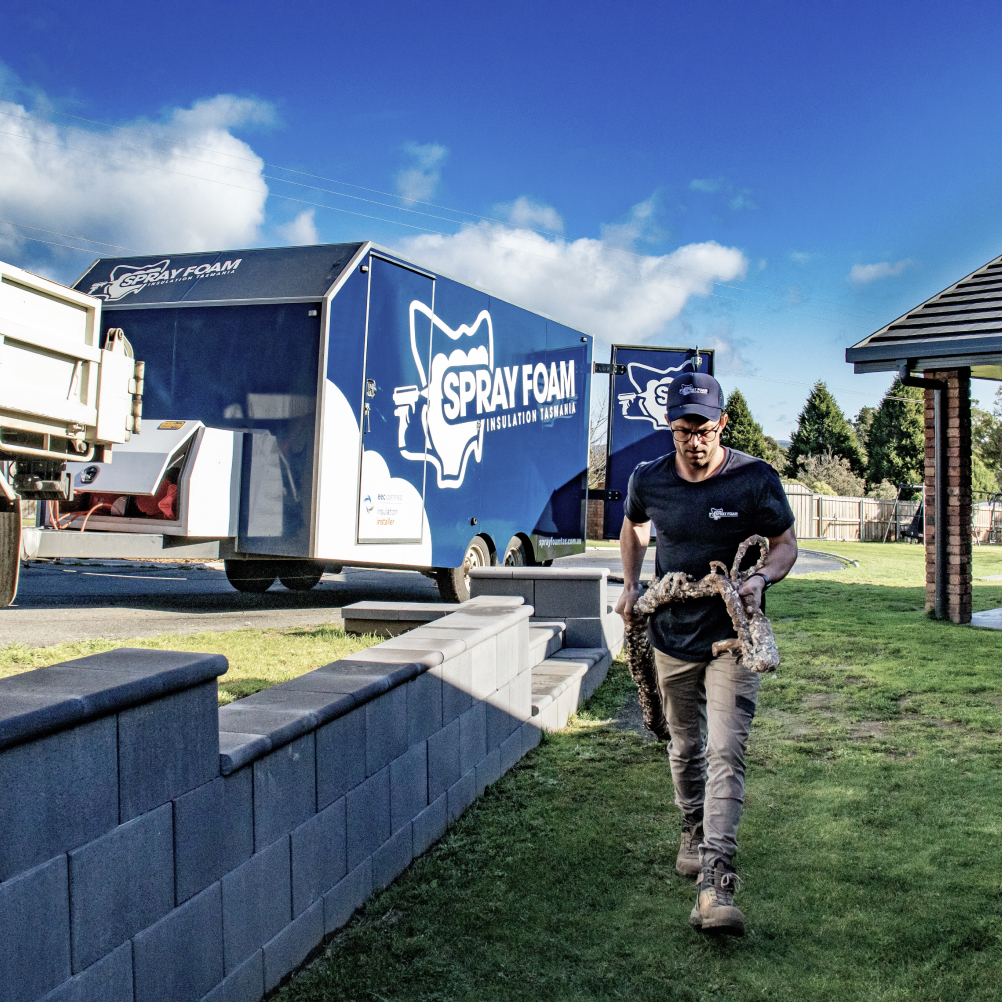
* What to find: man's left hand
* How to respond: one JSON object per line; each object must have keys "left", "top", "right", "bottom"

{"left": 736, "top": 574, "right": 766, "bottom": 615}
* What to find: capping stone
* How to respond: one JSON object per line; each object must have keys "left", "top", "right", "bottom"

{"left": 0, "top": 648, "right": 227, "bottom": 751}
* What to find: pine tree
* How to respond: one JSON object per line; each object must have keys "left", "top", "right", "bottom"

{"left": 721, "top": 389, "right": 767, "bottom": 458}
{"left": 865, "top": 378, "right": 924, "bottom": 488}
{"left": 787, "top": 381, "right": 864, "bottom": 477}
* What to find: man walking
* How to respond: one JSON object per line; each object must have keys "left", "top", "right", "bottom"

{"left": 615, "top": 372, "right": 797, "bottom": 935}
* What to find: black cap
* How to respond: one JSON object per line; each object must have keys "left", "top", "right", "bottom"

{"left": 666, "top": 372, "right": 724, "bottom": 422}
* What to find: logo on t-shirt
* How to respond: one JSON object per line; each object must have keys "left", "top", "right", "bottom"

{"left": 709, "top": 507, "right": 739, "bottom": 520}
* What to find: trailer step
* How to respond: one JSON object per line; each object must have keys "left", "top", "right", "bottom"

{"left": 20, "top": 528, "right": 222, "bottom": 561}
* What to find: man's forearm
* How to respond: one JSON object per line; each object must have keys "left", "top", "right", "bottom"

{"left": 758, "top": 528, "right": 798, "bottom": 584}
{"left": 620, "top": 518, "right": 650, "bottom": 586}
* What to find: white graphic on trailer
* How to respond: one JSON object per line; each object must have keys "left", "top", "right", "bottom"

{"left": 88, "top": 257, "right": 242, "bottom": 301}
{"left": 393, "top": 300, "right": 579, "bottom": 490}
{"left": 616, "top": 359, "right": 697, "bottom": 429}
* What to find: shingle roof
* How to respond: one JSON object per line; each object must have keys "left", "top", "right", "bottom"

{"left": 846, "top": 253, "right": 1002, "bottom": 375}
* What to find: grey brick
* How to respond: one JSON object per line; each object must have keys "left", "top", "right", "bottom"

{"left": 459, "top": 703, "right": 487, "bottom": 775}
{"left": 533, "top": 577, "right": 605, "bottom": 619}
{"left": 514, "top": 617, "right": 530, "bottom": 675}
{"left": 447, "top": 772, "right": 477, "bottom": 826}
{"left": 253, "top": 734, "right": 316, "bottom": 851}
{"left": 470, "top": 636, "right": 497, "bottom": 700}
{"left": 495, "top": 625, "right": 520, "bottom": 688}
{"left": 0, "top": 855, "right": 70, "bottom": 1002}
{"left": 0, "top": 716, "right": 117, "bottom": 881}
{"left": 38, "top": 941, "right": 132, "bottom": 1002}
{"left": 372, "top": 823, "right": 412, "bottom": 892}
{"left": 315, "top": 706, "right": 365, "bottom": 809}
{"left": 262, "top": 899, "right": 323, "bottom": 993}
{"left": 69, "top": 803, "right": 173, "bottom": 973}
{"left": 436, "top": 651, "right": 472, "bottom": 723}
{"left": 561, "top": 618, "right": 607, "bottom": 648}
{"left": 426, "top": 718, "right": 460, "bottom": 802}
{"left": 365, "top": 686, "right": 407, "bottom": 777}
{"left": 174, "top": 770, "right": 253, "bottom": 904}
{"left": 132, "top": 882, "right": 223, "bottom": 1002}
{"left": 390, "top": 743, "right": 427, "bottom": 833}
{"left": 323, "top": 859, "right": 371, "bottom": 935}
{"left": 412, "top": 793, "right": 447, "bottom": 857}
{"left": 291, "top": 798, "right": 347, "bottom": 917}
{"left": 500, "top": 727, "right": 523, "bottom": 776}
{"left": 199, "top": 949, "right": 262, "bottom": 1002}
{"left": 510, "top": 669, "right": 533, "bottom": 727}
{"left": 345, "top": 766, "right": 390, "bottom": 872}
{"left": 521, "top": 720, "right": 542, "bottom": 755}
{"left": 485, "top": 684, "right": 510, "bottom": 752}
{"left": 469, "top": 575, "right": 534, "bottom": 605}
{"left": 476, "top": 747, "right": 501, "bottom": 796}
{"left": 221, "top": 836, "right": 290, "bottom": 975}
{"left": 406, "top": 670, "right": 441, "bottom": 744}
{"left": 118, "top": 682, "right": 219, "bottom": 822}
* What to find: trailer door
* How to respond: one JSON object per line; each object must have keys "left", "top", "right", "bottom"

{"left": 602, "top": 345, "right": 713, "bottom": 538}
{"left": 357, "top": 255, "right": 434, "bottom": 543}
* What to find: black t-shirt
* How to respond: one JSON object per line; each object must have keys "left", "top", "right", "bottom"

{"left": 624, "top": 448, "right": 795, "bottom": 661}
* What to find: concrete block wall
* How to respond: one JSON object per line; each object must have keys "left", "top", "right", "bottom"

{"left": 469, "top": 566, "right": 624, "bottom": 655}
{"left": 0, "top": 598, "right": 545, "bottom": 1002}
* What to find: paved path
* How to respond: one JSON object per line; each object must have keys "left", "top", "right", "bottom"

{"left": 0, "top": 547, "right": 844, "bottom": 649}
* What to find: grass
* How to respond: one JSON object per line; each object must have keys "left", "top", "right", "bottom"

{"left": 269, "top": 543, "right": 1002, "bottom": 1002}
{"left": 0, "top": 624, "right": 381, "bottom": 704}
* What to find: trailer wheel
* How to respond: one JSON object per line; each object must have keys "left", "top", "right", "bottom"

{"left": 502, "top": 535, "right": 532, "bottom": 566}
{"left": 0, "top": 501, "right": 21, "bottom": 607}
{"left": 278, "top": 560, "right": 325, "bottom": 592}
{"left": 224, "top": 559, "right": 278, "bottom": 593}
{"left": 435, "top": 535, "right": 491, "bottom": 603}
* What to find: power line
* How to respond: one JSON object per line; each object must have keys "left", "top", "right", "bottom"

{"left": 0, "top": 218, "right": 141, "bottom": 252}
{"left": 717, "top": 368, "right": 923, "bottom": 401}
{"left": 2, "top": 106, "right": 888, "bottom": 324}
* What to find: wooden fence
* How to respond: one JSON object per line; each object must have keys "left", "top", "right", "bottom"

{"left": 783, "top": 484, "right": 1002, "bottom": 543}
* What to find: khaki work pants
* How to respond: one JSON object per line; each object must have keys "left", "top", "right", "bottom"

{"left": 653, "top": 648, "right": 761, "bottom": 867}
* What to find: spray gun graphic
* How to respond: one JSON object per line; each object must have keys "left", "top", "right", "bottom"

{"left": 392, "top": 385, "right": 424, "bottom": 448}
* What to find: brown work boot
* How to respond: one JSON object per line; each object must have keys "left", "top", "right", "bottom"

{"left": 689, "top": 860, "right": 745, "bottom": 935}
{"left": 675, "top": 816, "right": 703, "bottom": 877}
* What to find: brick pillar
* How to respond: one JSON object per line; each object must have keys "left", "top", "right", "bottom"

{"left": 586, "top": 478, "right": 605, "bottom": 541}
{"left": 924, "top": 368, "right": 972, "bottom": 623}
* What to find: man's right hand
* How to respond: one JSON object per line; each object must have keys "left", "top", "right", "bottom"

{"left": 616, "top": 583, "right": 642, "bottom": 624}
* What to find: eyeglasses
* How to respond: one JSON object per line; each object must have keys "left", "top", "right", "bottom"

{"left": 671, "top": 424, "right": 721, "bottom": 443}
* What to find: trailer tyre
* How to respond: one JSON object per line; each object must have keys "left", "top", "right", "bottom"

{"left": 502, "top": 535, "right": 532, "bottom": 567}
{"left": 224, "top": 559, "right": 278, "bottom": 593}
{"left": 0, "top": 502, "right": 22, "bottom": 607}
{"left": 278, "top": 560, "right": 325, "bottom": 592}
{"left": 435, "top": 535, "right": 491, "bottom": 603}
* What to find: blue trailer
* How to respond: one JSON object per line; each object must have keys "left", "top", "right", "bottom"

{"left": 42, "top": 243, "right": 592, "bottom": 600}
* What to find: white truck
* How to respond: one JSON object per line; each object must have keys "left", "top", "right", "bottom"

{"left": 0, "top": 260, "right": 144, "bottom": 604}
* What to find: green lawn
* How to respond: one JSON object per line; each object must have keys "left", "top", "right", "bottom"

{"left": 0, "top": 624, "right": 380, "bottom": 704}
{"left": 271, "top": 543, "right": 1002, "bottom": 1002}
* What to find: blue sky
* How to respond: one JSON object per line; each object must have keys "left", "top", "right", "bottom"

{"left": 3, "top": 0, "right": 1001, "bottom": 437}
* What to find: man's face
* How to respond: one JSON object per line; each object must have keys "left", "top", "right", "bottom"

{"left": 670, "top": 413, "right": 728, "bottom": 468}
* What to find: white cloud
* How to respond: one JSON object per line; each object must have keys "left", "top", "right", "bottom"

{"left": 395, "top": 206, "right": 747, "bottom": 345}
{"left": 690, "top": 178, "right": 723, "bottom": 193}
{"left": 395, "top": 142, "right": 448, "bottom": 203}
{"left": 599, "top": 195, "right": 664, "bottom": 248}
{"left": 728, "top": 190, "right": 757, "bottom": 212}
{"left": 0, "top": 91, "right": 272, "bottom": 275}
{"left": 277, "top": 208, "right": 318, "bottom": 245}
{"left": 790, "top": 251, "right": 813, "bottom": 263}
{"left": 496, "top": 196, "right": 564, "bottom": 234}
{"left": 847, "top": 259, "right": 915, "bottom": 284}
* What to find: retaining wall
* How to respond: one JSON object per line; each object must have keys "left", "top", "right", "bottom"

{"left": 0, "top": 596, "right": 541, "bottom": 1002}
